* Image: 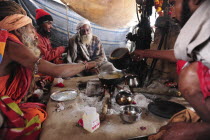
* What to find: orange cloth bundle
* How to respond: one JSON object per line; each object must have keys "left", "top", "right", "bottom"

{"left": 0, "top": 96, "right": 46, "bottom": 140}
{"left": 19, "top": 102, "right": 47, "bottom": 123}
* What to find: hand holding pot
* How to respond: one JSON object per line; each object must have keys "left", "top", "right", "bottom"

{"left": 131, "top": 50, "right": 145, "bottom": 61}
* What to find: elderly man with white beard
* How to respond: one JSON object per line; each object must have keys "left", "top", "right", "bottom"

{"left": 67, "top": 20, "right": 117, "bottom": 76}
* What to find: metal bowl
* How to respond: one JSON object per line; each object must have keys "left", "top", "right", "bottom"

{"left": 115, "top": 90, "right": 134, "bottom": 105}
{"left": 120, "top": 105, "right": 142, "bottom": 123}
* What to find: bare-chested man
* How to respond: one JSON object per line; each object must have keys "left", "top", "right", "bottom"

{"left": 132, "top": 0, "right": 210, "bottom": 139}
{"left": 0, "top": 2, "right": 96, "bottom": 138}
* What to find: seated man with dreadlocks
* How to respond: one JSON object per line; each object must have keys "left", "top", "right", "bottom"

{"left": 0, "top": 1, "right": 96, "bottom": 139}
{"left": 35, "top": 9, "right": 65, "bottom": 64}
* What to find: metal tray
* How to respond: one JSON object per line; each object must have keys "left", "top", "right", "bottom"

{"left": 50, "top": 89, "right": 78, "bottom": 101}
{"left": 148, "top": 100, "right": 186, "bottom": 119}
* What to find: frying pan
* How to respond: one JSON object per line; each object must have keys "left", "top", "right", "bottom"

{"left": 98, "top": 71, "right": 125, "bottom": 86}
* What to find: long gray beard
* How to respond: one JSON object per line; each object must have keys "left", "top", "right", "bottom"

{"left": 80, "top": 33, "right": 93, "bottom": 45}
{"left": 21, "top": 32, "right": 41, "bottom": 57}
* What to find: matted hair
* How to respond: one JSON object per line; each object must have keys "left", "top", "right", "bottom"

{"left": 0, "top": 1, "right": 26, "bottom": 21}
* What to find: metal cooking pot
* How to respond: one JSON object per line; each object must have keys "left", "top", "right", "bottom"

{"left": 98, "top": 71, "right": 125, "bottom": 86}
{"left": 120, "top": 105, "right": 142, "bottom": 123}
{"left": 115, "top": 90, "right": 134, "bottom": 105}
{"left": 109, "top": 48, "right": 131, "bottom": 70}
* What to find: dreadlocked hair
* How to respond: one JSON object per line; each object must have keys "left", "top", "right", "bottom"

{"left": 0, "top": 1, "right": 26, "bottom": 21}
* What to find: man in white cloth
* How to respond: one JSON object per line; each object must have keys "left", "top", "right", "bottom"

{"left": 132, "top": 0, "right": 210, "bottom": 139}
{"left": 66, "top": 20, "right": 117, "bottom": 76}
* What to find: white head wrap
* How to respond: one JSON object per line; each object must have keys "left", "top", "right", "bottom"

{"left": 76, "top": 19, "right": 91, "bottom": 31}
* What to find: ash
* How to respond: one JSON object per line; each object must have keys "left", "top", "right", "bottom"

{"left": 78, "top": 91, "right": 152, "bottom": 115}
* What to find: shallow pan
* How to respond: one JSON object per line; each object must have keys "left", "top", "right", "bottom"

{"left": 98, "top": 70, "right": 125, "bottom": 86}
{"left": 148, "top": 100, "right": 186, "bottom": 119}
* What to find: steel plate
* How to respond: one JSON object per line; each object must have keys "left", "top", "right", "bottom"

{"left": 148, "top": 100, "right": 186, "bottom": 119}
{"left": 50, "top": 89, "right": 78, "bottom": 101}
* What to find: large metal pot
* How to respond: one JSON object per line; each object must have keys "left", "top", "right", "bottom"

{"left": 98, "top": 71, "right": 125, "bottom": 86}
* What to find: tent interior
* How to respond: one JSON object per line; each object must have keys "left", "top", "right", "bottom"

{"left": 2, "top": 0, "right": 209, "bottom": 139}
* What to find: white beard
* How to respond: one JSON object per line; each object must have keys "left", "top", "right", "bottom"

{"left": 21, "top": 32, "right": 41, "bottom": 57}
{"left": 80, "top": 33, "right": 93, "bottom": 45}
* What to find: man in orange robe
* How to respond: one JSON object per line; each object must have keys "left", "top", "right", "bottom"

{"left": 0, "top": 1, "right": 97, "bottom": 139}
{"left": 36, "top": 9, "right": 65, "bottom": 64}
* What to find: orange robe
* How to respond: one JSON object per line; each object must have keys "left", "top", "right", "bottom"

{"left": 0, "top": 33, "right": 47, "bottom": 139}
{"left": 37, "top": 33, "right": 65, "bottom": 64}
{"left": 0, "top": 34, "right": 32, "bottom": 103}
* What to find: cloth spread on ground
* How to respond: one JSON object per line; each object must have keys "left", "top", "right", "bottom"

{"left": 148, "top": 109, "right": 200, "bottom": 140}
{"left": 0, "top": 96, "right": 44, "bottom": 140}
{"left": 176, "top": 60, "right": 210, "bottom": 99}
{"left": 0, "top": 14, "right": 32, "bottom": 64}
{"left": 37, "top": 33, "right": 65, "bottom": 64}
{"left": 174, "top": 0, "right": 210, "bottom": 68}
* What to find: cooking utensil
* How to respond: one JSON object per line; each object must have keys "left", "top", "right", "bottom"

{"left": 148, "top": 100, "right": 186, "bottom": 119}
{"left": 98, "top": 70, "right": 125, "bottom": 86}
{"left": 50, "top": 89, "right": 78, "bottom": 101}
{"left": 109, "top": 48, "right": 131, "bottom": 70}
{"left": 125, "top": 75, "right": 139, "bottom": 88}
{"left": 115, "top": 90, "right": 134, "bottom": 105}
{"left": 120, "top": 105, "right": 142, "bottom": 123}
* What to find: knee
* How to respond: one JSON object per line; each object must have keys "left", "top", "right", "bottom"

{"left": 178, "top": 62, "right": 200, "bottom": 97}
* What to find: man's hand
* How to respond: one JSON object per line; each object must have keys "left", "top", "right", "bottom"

{"left": 131, "top": 50, "right": 145, "bottom": 61}
{"left": 87, "top": 68, "right": 99, "bottom": 74}
{"left": 86, "top": 61, "right": 97, "bottom": 70}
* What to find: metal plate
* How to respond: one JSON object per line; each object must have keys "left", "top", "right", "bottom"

{"left": 148, "top": 100, "right": 186, "bottom": 119}
{"left": 50, "top": 89, "right": 78, "bottom": 101}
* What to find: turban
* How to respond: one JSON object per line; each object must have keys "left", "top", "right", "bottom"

{"left": 76, "top": 19, "right": 91, "bottom": 31}
{"left": 0, "top": 14, "right": 32, "bottom": 32}
{"left": 36, "top": 9, "right": 53, "bottom": 25}
{"left": 0, "top": 14, "right": 32, "bottom": 64}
